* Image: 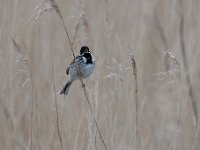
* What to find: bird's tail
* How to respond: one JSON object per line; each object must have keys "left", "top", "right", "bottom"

{"left": 60, "top": 81, "right": 73, "bottom": 95}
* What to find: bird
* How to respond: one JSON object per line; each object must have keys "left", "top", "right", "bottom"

{"left": 60, "top": 46, "right": 95, "bottom": 95}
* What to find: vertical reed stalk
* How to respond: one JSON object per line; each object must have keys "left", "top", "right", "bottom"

{"left": 131, "top": 55, "right": 140, "bottom": 148}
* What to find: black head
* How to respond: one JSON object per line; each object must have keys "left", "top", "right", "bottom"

{"left": 80, "top": 46, "right": 90, "bottom": 55}
{"left": 83, "top": 52, "right": 93, "bottom": 64}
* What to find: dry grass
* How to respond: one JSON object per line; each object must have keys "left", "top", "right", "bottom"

{"left": 0, "top": 0, "right": 200, "bottom": 150}
{"left": 131, "top": 54, "right": 140, "bottom": 148}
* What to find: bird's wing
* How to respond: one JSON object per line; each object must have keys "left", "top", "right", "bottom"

{"left": 66, "top": 67, "right": 70, "bottom": 75}
{"left": 66, "top": 56, "right": 82, "bottom": 75}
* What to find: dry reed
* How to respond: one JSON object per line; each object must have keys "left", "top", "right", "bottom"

{"left": 30, "top": 0, "right": 108, "bottom": 149}
{"left": 178, "top": 2, "right": 198, "bottom": 127}
{"left": 131, "top": 54, "right": 140, "bottom": 148}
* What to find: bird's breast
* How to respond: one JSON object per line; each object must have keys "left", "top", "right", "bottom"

{"left": 81, "top": 63, "right": 95, "bottom": 78}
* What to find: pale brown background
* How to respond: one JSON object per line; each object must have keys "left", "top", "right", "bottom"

{"left": 0, "top": 0, "right": 200, "bottom": 150}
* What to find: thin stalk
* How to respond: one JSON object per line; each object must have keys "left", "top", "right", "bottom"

{"left": 50, "top": 48, "right": 63, "bottom": 150}
{"left": 131, "top": 55, "right": 140, "bottom": 148}
{"left": 50, "top": 0, "right": 108, "bottom": 149}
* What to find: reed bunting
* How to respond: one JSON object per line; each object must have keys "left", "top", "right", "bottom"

{"left": 60, "top": 46, "right": 95, "bottom": 95}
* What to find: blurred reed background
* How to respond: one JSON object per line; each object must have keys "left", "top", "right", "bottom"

{"left": 0, "top": 0, "right": 200, "bottom": 150}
